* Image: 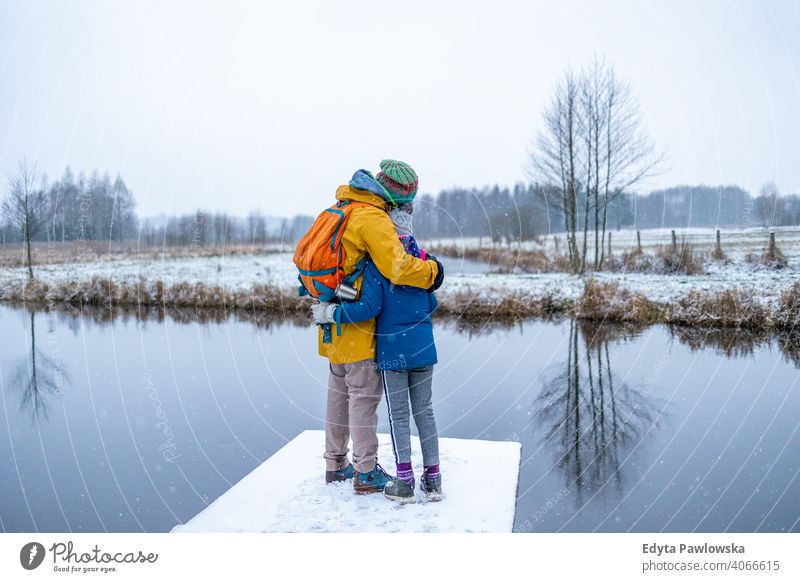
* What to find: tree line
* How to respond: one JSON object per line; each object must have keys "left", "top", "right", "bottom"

{"left": 0, "top": 161, "right": 315, "bottom": 250}
{"left": 3, "top": 161, "right": 796, "bottom": 255}
{"left": 412, "top": 181, "right": 800, "bottom": 245}
{"left": 137, "top": 212, "right": 312, "bottom": 247}
{"left": 0, "top": 163, "right": 138, "bottom": 247}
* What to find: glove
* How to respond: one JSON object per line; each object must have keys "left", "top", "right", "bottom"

{"left": 426, "top": 255, "right": 444, "bottom": 292}
{"left": 311, "top": 301, "right": 337, "bottom": 324}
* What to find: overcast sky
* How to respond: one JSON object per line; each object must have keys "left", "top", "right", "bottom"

{"left": 1, "top": 0, "right": 798, "bottom": 217}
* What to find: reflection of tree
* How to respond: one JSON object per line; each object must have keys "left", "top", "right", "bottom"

{"left": 437, "top": 314, "right": 524, "bottom": 338}
{"left": 532, "top": 320, "right": 665, "bottom": 504}
{"left": 671, "top": 326, "right": 800, "bottom": 370}
{"left": 670, "top": 326, "right": 770, "bottom": 359}
{"left": 13, "top": 312, "right": 66, "bottom": 423}
{"left": 43, "top": 303, "right": 311, "bottom": 332}
{"left": 777, "top": 332, "right": 800, "bottom": 369}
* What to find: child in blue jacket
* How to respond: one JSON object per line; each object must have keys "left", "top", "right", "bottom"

{"left": 312, "top": 203, "right": 443, "bottom": 503}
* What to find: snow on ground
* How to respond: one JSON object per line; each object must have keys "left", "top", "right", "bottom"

{"left": 0, "top": 253, "right": 300, "bottom": 292}
{"left": 172, "top": 430, "right": 521, "bottom": 533}
{"left": 446, "top": 265, "right": 796, "bottom": 307}
{"left": 0, "top": 244, "right": 797, "bottom": 308}
{"left": 430, "top": 225, "right": 800, "bottom": 264}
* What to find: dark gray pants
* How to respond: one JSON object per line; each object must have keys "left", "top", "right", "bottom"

{"left": 381, "top": 366, "right": 439, "bottom": 467}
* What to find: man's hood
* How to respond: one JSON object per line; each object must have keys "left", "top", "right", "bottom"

{"left": 348, "top": 169, "right": 394, "bottom": 204}
{"left": 334, "top": 169, "right": 394, "bottom": 209}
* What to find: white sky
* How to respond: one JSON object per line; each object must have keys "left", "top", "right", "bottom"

{"left": 1, "top": 0, "right": 798, "bottom": 217}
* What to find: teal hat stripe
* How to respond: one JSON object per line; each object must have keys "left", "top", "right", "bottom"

{"left": 380, "top": 159, "right": 418, "bottom": 186}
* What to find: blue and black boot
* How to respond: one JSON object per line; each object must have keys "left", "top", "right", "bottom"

{"left": 354, "top": 463, "right": 393, "bottom": 494}
{"left": 325, "top": 463, "right": 355, "bottom": 484}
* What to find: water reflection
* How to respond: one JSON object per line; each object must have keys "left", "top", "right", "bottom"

{"left": 12, "top": 312, "right": 68, "bottom": 423}
{"left": 11, "top": 302, "right": 800, "bottom": 370}
{"left": 1, "top": 304, "right": 798, "bottom": 533}
{"left": 532, "top": 320, "right": 666, "bottom": 503}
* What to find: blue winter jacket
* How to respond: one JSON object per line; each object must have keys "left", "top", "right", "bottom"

{"left": 335, "top": 258, "right": 438, "bottom": 371}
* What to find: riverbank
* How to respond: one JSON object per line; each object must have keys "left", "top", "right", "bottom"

{"left": 1, "top": 251, "right": 799, "bottom": 332}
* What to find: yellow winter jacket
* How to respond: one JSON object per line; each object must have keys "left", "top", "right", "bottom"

{"left": 317, "top": 185, "right": 438, "bottom": 363}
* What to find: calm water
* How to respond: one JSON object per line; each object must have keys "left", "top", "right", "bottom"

{"left": 0, "top": 305, "right": 798, "bottom": 533}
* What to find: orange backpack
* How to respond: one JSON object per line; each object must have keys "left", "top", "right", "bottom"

{"left": 293, "top": 200, "right": 369, "bottom": 302}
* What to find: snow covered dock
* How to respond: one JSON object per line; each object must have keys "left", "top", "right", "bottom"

{"left": 173, "top": 430, "right": 521, "bottom": 533}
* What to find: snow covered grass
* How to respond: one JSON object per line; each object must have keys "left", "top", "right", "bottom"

{"left": 0, "top": 240, "right": 291, "bottom": 268}
{"left": 172, "top": 430, "right": 521, "bottom": 533}
{"left": 428, "top": 225, "right": 800, "bottom": 265}
{"left": 2, "top": 246, "right": 800, "bottom": 331}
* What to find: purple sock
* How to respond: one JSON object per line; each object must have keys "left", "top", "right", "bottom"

{"left": 424, "top": 464, "right": 440, "bottom": 478}
{"left": 396, "top": 462, "right": 414, "bottom": 484}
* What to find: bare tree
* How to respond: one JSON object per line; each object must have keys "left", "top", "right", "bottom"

{"left": 1, "top": 160, "right": 49, "bottom": 279}
{"left": 755, "top": 181, "right": 782, "bottom": 227}
{"left": 529, "top": 58, "right": 664, "bottom": 273}
{"left": 530, "top": 67, "right": 582, "bottom": 271}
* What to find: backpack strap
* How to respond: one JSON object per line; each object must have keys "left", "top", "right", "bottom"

{"left": 331, "top": 255, "right": 368, "bottom": 338}
{"left": 324, "top": 206, "right": 346, "bottom": 251}
{"left": 321, "top": 322, "right": 332, "bottom": 344}
{"left": 342, "top": 255, "right": 367, "bottom": 286}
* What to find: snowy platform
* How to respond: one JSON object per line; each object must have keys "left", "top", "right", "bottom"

{"left": 173, "top": 430, "right": 521, "bottom": 533}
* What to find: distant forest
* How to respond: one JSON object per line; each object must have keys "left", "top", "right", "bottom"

{"left": 415, "top": 182, "right": 800, "bottom": 241}
{"left": 1, "top": 165, "right": 798, "bottom": 246}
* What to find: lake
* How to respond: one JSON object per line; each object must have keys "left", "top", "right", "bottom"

{"left": 0, "top": 304, "right": 798, "bottom": 532}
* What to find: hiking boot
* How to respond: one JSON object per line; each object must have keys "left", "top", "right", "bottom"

{"left": 354, "top": 463, "right": 393, "bottom": 494}
{"left": 384, "top": 478, "right": 416, "bottom": 504}
{"left": 420, "top": 472, "right": 443, "bottom": 501}
{"left": 325, "top": 463, "right": 355, "bottom": 484}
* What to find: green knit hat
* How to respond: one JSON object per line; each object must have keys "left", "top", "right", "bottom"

{"left": 376, "top": 159, "right": 418, "bottom": 205}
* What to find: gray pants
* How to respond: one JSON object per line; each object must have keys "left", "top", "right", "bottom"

{"left": 381, "top": 366, "right": 439, "bottom": 467}
{"left": 325, "top": 360, "right": 382, "bottom": 474}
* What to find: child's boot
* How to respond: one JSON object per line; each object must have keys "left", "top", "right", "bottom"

{"left": 384, "top": 462, "right": 416, "bottom": 503}
{"left": 420, "top": 465, "right": 443, "bottom": 501}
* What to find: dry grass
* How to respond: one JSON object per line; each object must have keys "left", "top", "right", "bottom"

{"left": 710, "top": 245, "right": 728, "bottom": 262}
{"left": 608, "top": 243, "right": 706, "bottom": 275}
{"left": 654, "top": 244, "right": 706, "bottom": 275}
{"left": 1, "top": 277, "right": 307, "bottom": 313}
{"left": 434, "top": 289, "right": 569, "bottom": 319}
{"left": 4, "top": 273, "right": 800, "bottom": 334}
{"left": 667, "top": 289, "right": 768, "bottom": 329}
{"left": 744, "top": 237, "right": 789, "bottom": 269}
{"left": 776, "top": 281, "right": 800, "bottom": 330}
{"left": 572, "top": 279, "right": 663, "bottom": 324}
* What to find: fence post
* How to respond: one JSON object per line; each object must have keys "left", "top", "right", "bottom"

{"left": 769, "top": 231, "right": 776, "bottom": 254}
{"left": 671, "top": 229, "right": 677, "bottom": 252}
{"left": 636, "top": 230, "right": 642, "bottom": 253}
{"left": 715, "top": 229, "right": 721, "bottom": 254}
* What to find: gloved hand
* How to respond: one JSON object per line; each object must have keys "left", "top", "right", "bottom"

{"left": 426, "top": 255, "right": 444, "bottom": 292}
{"left": 311, "top": 301, "right": 337, "bottom": 324}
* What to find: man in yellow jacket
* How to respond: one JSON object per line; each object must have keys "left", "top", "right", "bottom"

{"left": 312, "top": 160, "right": 443, "bottom": 494}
